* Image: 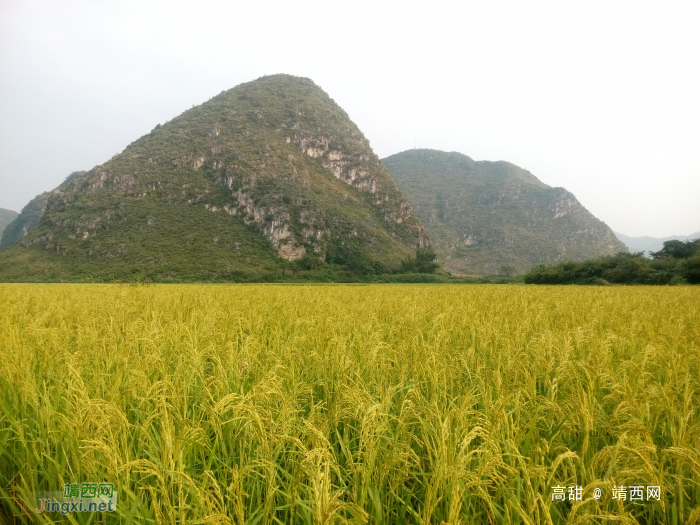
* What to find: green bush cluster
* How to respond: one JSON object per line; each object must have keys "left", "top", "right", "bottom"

{"left": 398, "top": 247, "right": 439, "bottom": 274}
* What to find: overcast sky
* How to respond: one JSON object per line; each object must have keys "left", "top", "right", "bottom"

{"left": 1, "top": 0, "right": 698, "bottom": 237}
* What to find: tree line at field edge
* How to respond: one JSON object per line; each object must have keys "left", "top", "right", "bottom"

{"left": 524, "top": 239, "right": 700, "bottom": 285}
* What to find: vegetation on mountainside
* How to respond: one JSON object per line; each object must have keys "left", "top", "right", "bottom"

{"left": 0, "top": 193, "right": 51, "bottom": 250}
{"left": 0, "top": 76, "right": 425, "bottom": 282}
{"left": 524, "top": 238, "right": 700, "bottom": 285}
{"left": 2, "top": 284, "right": 698, "bottom": 524}
{"left": 0, "top": 172, "right": 86, "bottom": 250}
{"left": 383, "top": 149, "right": 627, "bottom": 276}
{"left": 0, "top": 208, "right": 18, "bottom": 244}
{"left": 0, "top": 243, "right": 450, "bottom": 284}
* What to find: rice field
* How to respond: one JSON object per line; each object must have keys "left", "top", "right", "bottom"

{"left": 0, "top": 284, "right": 699, "bottom": 524}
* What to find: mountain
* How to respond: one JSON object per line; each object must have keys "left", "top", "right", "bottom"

{"left": 614, "top": 231, "right": 700, "bottom": 256}
{"left": 0, "top": 75, "right": 426, "bottom": 282}
{"left": 0, "top": 194, "right": 50, "bottom": 250}
{"left": 382, "top": 149, "right": 627, "bottom": 276}
{"left": 0, "top": 209, "right": 19, "bottom": 244}
{"left": 0, "top": 172, "right": 85, "bottom": 251}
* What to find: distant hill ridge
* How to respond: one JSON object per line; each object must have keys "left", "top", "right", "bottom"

{"left": 0, "top": 209, "right": 19, "bottom": 245}
{"left": 614, "top": 231, "right": 700, "bottom": 256}
{"left": 383, "top": 149, "right": 627, "bottom": 275}
{"left": 0, "top": 75, "right": 426, "bottom": 282}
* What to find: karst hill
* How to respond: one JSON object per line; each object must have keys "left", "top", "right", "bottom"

{"left": 0, "top": 75, "right": 427, "bottom": 282}
{"left": 383, "top": 149, "right": 627, "bottom": 276}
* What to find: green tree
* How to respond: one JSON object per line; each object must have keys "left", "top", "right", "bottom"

{"left": 651, "top": 239, "right": 699, "bottom": 259}
{"left": 399, "top": 247, "right": 439, "bottom": 274}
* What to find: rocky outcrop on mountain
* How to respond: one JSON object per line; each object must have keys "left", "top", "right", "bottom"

{"left": 383, "top": 149, "right": 627, "bottom": 275}
{"left": 0, "top": 76, "right": 426, "bottom": 281}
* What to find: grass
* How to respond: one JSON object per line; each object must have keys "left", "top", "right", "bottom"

{"left": 0, "top": 284, "right": 698, "bottom": 524}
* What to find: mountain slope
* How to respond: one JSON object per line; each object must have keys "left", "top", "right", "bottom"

{"left": 0, "top": 172, "right": 85, "bottom": 251}
{"left": 615, "top": 231, "right": 700, "bottom": 256}
{"left": 0, "top": 75, "right": 426, "bottom": 282}
{"left": 0, "top": 194, "right": 50, "bottom": 250}
{"left": 0, "top": 209, "right": 18, "bottom": 244}
{"left": 383, "top": 149, "right": 626, "bottom": 275}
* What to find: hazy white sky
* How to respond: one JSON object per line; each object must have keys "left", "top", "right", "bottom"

{"left": 1, "top": 0, "right": 698, "bottom": 237}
